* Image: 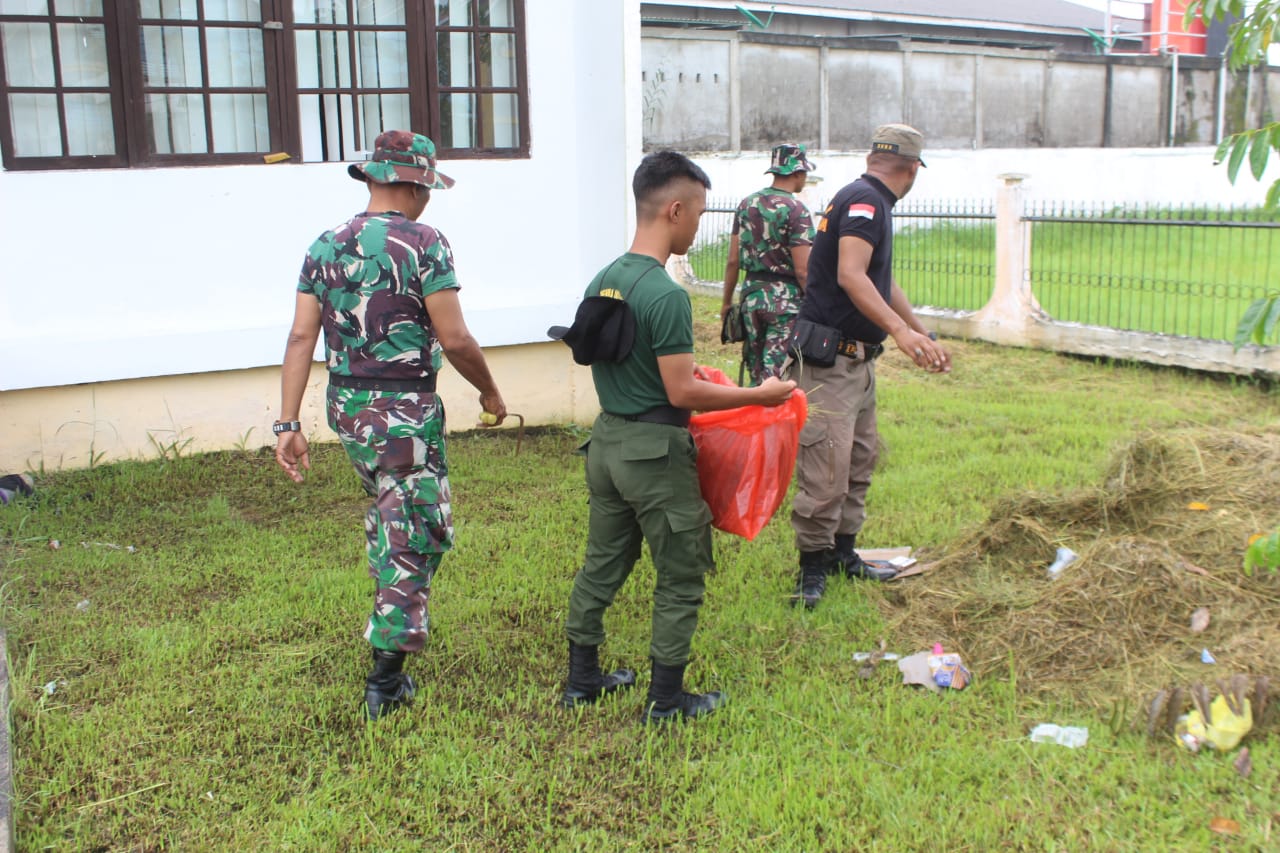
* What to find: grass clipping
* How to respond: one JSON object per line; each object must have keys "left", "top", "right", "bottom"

{"left": 891, "top": 426, "right": 1280, "bottom": 726}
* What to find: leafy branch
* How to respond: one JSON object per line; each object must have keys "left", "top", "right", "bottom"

{"left": 1186, "top": 1, "right": 1280, "bottom": 67}
{"left": 1187, "top": 1, "right": 1280, "bottom": 348}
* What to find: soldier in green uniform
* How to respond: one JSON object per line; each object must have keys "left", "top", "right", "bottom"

{"left": 560, "top": 151, "right": 797, "bottom": 724}
{"left": 274, "top": 130, "right": 507, "bottom": 721}
{"left": 720, "top": 144, "right": 817, "bottom": 385}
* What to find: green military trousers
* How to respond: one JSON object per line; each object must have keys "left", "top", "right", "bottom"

{"left": 565, "top": 413, "right": 714, "bottom": 666}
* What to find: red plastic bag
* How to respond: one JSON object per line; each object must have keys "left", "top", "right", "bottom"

{"left": 688, "top": 366, "right": 808, "bottom": 540}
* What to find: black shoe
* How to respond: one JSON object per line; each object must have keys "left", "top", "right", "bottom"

{"left": 365, "top": 648, "right": 417, "bottom": 721}
{"left": 643, "top": 690, "right": 727, "bottom": 724}
{"left": 834, "top": 534, "right": 897, "bottom": 582}
{"left": 791, "top": 549, "right": 833, "bottom": 609}
{"left": 561, "top": 641, "right": 637, "bottom": 708}
{"left": 642, "top": 660, "right": 726, "bottom": 724}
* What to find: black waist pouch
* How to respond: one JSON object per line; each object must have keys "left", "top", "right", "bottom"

{"left": 720, "top": 302, "right": 747, "bottom": 345}
{"left": 788, "top": 319, "right": 839, "bottom": 368}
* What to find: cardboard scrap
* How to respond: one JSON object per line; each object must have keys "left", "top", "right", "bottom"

{"left": 898, "top": 651, "right": 941, "bottom": 694}
{"left": 856, "top": 547, "right": 912, "bottom": 562}
{"left": 855, "top": 547, "right": 937, "bottom": 580}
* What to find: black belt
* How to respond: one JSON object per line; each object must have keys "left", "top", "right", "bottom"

{"left": 742, "top": 270, "right": 797, "bottom": 285}
{"left": 836, "top": 339, "right": 884, "bottom": 361}
{"left": 329, "top": 373, "right": 437, "bottom": 393}
{"left": 608, "top": 405, "right": 691, "bottom": 428}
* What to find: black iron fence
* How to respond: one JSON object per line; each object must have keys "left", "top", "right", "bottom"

{"left": 689, "top": 197, "right": 998, "bottom": 310}
{"left": 689, "top": 196, "right": 1280, "bottom": 343}
{"left": 1025, "top": 202, "right": 1280, "bottom": 341}
{"left": 687, "top": 199, "right": 741, "bottom": 285}
{"left": 893, "top": 200, "right": 996, "bottom": 313}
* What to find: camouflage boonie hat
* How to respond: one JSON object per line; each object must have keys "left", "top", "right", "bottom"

{"left": 870, "top": 124, "right": 927, "bottom": 167}
{"left": 348, "top": 130, "right": 455, "bottom": 189}
{"left": 765, "top": 143, "right": 816, "bottom": 176}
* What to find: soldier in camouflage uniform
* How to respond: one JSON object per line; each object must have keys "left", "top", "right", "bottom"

{"left": 721, "top": 144, "right": 817, "bottom": 385}
{"left": 274, "top": 130, "right": 507, "bottom": 721}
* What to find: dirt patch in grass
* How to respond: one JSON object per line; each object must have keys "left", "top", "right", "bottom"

{"left": 891, "top": 426, "right": 1280, "bottom": 731}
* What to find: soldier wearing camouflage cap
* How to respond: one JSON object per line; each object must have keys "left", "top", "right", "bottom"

{"left": 274, "top": 130, "right": 507, "bottom": 721}
{"left": 721, "top": 143, "right": 817, "bottom": 385}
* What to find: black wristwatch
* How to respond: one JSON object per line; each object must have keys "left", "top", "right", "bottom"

{"left": 273, "top": 420, "right": 302, "bottom": 435}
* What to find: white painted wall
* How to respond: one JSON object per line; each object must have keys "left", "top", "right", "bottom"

{"left": 693, "top": 146, "right": 1280, "bottom": 209}
{"left": 0, "top": 0, "right": 639, "bottom": 393}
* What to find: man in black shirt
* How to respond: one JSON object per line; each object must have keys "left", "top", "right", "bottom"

{"left": 788, "top": 124, "right": 951, "bottom": 609}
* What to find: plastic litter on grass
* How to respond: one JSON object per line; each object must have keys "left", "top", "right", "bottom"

{"left": 887, "top": 427, "right": 1280, "bottom": 732}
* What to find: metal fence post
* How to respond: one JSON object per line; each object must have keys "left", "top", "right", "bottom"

{"left": 973, "top": 173, "right": 1044, "bottom": 343}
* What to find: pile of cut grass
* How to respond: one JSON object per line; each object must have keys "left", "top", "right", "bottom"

{"left": 891, "top": 426, "right": 1280, "bottom": 728}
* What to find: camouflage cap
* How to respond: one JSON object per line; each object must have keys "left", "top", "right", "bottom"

{"left": 765, "top": 143, "right": 816, "bottom": 176}
{"left": 348, "top": 130, "right": 455, "bottom": 189}
{"left": 870, "top": 124, "right": 927, "bottom": 167}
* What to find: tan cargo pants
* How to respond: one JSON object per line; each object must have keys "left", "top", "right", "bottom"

{"left": 786, "top": 354, "right": 879, "bottom": 552}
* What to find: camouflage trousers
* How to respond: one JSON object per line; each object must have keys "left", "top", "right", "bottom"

{"left": 327, "top": 386, "right": 453, "bottom": 653}
{"left": 740, "top": 279, "right": 803, "bottom": 386}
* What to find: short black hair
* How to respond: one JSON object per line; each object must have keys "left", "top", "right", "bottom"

{"left": 867, "top": 150, "right": 918, "bottom": 173}
{"left": 632, "top": 150, "right": 711, "bottom": 209}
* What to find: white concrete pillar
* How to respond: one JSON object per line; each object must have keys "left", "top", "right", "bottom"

{"left": 973, "top": 173, "right": 1045, "bottom": 343}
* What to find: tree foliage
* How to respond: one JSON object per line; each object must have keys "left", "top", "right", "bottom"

{"left": 1186, "top": 1, "right": 1280, "bottom": 348}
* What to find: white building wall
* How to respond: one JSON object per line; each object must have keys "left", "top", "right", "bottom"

{"left": 692, "top": 146, "right": 1280, "bottom": 209}
{"left": 0, "top": 0, "right": 637, "bottom": 393}
{"left": 0, "top": 0, "right": 643, "bottom": 472}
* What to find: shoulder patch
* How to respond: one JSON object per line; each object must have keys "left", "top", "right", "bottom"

{"left": 848, "top": 203, "right": 876, "bottom": 220}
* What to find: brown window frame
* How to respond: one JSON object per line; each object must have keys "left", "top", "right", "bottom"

{"left": 427, "top": 0, "right": 530, "bottom": 159}
{"left": 0, "top": 0, "right": 529, "bottom": 171}
{"left": 0, "top": 3, "right": 129, "bottom": 170}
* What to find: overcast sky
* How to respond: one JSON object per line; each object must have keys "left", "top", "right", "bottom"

{"left": 1064, "top": 0, "right": 1149, "bottom": 20}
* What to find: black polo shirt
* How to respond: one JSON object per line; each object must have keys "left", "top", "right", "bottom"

{"left": 800, "top": 173, "right": 897, "bottom": 344}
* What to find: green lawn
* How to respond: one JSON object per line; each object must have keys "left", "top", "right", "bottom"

{"left": 697, "top": 209, "right": 1280, "bottom": 342}
{"left": 1, "top": 295, "right": 1277, "bottom": 849}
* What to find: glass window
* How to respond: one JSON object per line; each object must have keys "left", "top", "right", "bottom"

{"left": 434, "top": 0, "right": 524, "bottom": 151}
{"left": 2, "top": 22, "right": 56, "bottom": 86}
{"left": 1, "top": 3, "right": 121, "bottom": 164}
{"left": 436, "top": 0, "right": 469, "bottom": 26}
{"left": 139, "top": 0, "right": 198, "bottom": 20}
{"left": 55, "top": 1, "right": 102, "bottom": 13}
{"left": 9, "top": 92, "right": 60, "bottom": 155}
{"left": 58, "top": 22, "right": 110, "bottom": 87}
{"left": 63, "top": 91, "right": 113, "bottom": 154}
{"left": 0, "top": 1, "right": 50, "bottom": 13}
{"left": 140, "top": 26, "right": 203, "bottom": 87}
{"left": 293, "top": 0, "right": 410, "bottom": 161}
{"left": 0, "top": 0, "right": 527, "bottom": 169}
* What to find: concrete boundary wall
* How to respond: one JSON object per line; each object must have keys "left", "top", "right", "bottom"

{"left": 643, "top": 31, "right": 1280, "bottom": 152}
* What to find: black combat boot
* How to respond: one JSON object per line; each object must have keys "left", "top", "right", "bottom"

{"left": 365, "top": 648, "right": 417, "bottom": 721}
{"left": 834, "top": 533, "right": 896, "bottom": 582}
{"left": 642, "top": 660, "right": 726, "bottom": 725}
{"left": 560, "top": 641, "right": 637, "bottom": 708}
{"left": 791, "top": 549, "right": 833, "bottom": 609}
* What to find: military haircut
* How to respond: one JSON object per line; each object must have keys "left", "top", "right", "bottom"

{"left": 867, "top": 150, "right": 918, "bottom": 174}
{"left": 633, "top": 150, "right": 711, "bottom": 219}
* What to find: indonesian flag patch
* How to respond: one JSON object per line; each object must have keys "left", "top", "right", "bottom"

{"left": 848, "top": 203, "right": 876, "bottom": 220}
